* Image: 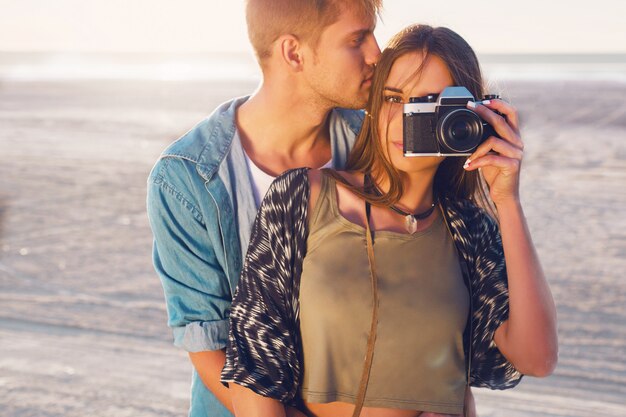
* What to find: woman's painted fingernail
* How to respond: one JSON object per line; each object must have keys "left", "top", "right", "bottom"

{"left": 482, "top": 99, "right": 491, "bottom": 105}
{"left": 463, "top": 158, "right": 471, "bottom": 169}
{"left": 467, "top": 100, "right": 476, "bottom": 109}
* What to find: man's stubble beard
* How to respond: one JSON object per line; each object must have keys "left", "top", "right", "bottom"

{"left": 305, "top": 62, "right": 370, "bottom": 110}
{"left": 310, "top": 78, "right": 370, "bottom": 111}
{"left": 337, "top": 88, "right": 370, "bottom": 110}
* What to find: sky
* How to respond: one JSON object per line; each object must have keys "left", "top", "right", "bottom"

{"left": 1, "top": 0, "right": 625, "bottom": 54}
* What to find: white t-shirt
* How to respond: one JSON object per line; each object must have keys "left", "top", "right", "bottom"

{"left": 243, "top": 144, "right": 333, "bottom": 207}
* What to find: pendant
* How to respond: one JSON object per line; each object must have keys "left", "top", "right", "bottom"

{"left": 405, "top": 215, "right": 418, "bottom": 234}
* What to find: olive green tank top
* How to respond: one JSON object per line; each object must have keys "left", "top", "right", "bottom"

{"left": 298, "top": 172, "right": 469, "bottom": 414}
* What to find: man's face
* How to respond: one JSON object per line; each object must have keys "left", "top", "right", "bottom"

{"left": 302, "top": 6, "right": 381, "bottom": 110}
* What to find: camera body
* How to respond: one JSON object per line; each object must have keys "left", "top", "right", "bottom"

{"left": 403, "top": 86, "right": 499, "bottom": 156}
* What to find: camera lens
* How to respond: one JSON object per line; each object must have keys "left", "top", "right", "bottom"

{"left": 450, "top": 121, "right": 471, "bottom": 141}
{"left": 437, "top": 109, "right": 483, "bottom": 153}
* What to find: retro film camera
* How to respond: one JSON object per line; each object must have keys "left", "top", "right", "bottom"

{"left": 403, "top": 86, "right": 500, "bottom": 156}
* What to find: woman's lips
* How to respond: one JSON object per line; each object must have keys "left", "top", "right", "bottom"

{"left": 392, "top": 141, "right": 403, "bottom": 150}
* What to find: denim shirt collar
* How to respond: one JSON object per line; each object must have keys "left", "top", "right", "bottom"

{"left": 195, "top": 96, "right": 250, "bottom": 182}
{"left": 163, "top": 95, "right": 364, "bottom": 184}
{"left": 160, "top": 95, "right": 363, "bottom": 293}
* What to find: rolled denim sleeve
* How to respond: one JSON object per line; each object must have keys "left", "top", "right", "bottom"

{"left": 172, "top": 319, "right": 230, "bottom": 352}
{"left": 147, "top": 158, "right": 232, "bottom": 352}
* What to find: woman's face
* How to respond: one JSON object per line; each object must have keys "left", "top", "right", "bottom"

{"left": 377, "top": 51, "right": 455, "bottom": 174}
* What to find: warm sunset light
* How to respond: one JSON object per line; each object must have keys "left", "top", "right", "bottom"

{"left": 1, "top": 0, "right": 624, "bottom": 53}
{"left": 1, "top": 2, "right": 624, "bottom": 417}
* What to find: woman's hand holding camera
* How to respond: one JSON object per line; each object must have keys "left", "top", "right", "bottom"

{"left": 463, "top": 99, "right": 524, "bottom": 207}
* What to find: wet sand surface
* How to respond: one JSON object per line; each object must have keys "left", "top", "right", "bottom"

{"left": 0, "top": 79, "right": 625, "bottom": 416}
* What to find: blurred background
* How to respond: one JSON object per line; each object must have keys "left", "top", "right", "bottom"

{"left": 0, "top": 1, "right": 625, "bottom": 416}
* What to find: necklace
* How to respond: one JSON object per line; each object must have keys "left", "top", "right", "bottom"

{"left": 365, "top": 173, "right": 437, "bottom": 234}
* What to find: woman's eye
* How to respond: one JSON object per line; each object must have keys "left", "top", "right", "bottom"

{"left": 384, "top": 95, "right": 403, "bottom": 104}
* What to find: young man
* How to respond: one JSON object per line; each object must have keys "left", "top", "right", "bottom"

{"left": 147, "top": 1, "right": 381, "bottom": 416}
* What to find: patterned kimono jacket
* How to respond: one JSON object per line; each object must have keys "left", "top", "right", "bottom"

{"left": 221, "top": 168, "right": 522, "bottom": 405}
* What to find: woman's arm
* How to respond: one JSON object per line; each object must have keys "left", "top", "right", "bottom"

{"left": 229, "top": 383, "right": 307, "bottom": 417}
{"left": 230, "top": 383, "right": 309, "bottom": 417}
{"left": 221, "top": 169, "right": 311, "bottom": 412}
{"left": 464, "top": 99, "right": 558, "bottom": 377}
{"left": 189, "top": 350, "right": 234, "bottom": 413}
{"left": 491, "top": 199, "right": 558, "bottom": 376}
{"left": 229, "top": 383, "right": 287, "bottom": 417}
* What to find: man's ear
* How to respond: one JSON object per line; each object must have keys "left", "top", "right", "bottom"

{"left": 277, "top": 35, "right": 304, "bottom": 71}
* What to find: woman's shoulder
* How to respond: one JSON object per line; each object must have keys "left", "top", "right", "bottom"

{"left": 255, "top": 168, "right": 312, "bottom": 224}
{"left": 270, "top": 167, "right": 311, "bottom": 193}
{"left": 313, "top": 168, "right": 364, "bottom": 190}
{"left": 307, "top": 168, "right": 363, "bottom": 210}
{"left": 263, "top": 168, "right": 362, "bottom": 217}
{"left": 270, "top": 167, "right": 360, "bottom": 190}
{"left": 262, "top": 167, "right": 311, "bottom": 206}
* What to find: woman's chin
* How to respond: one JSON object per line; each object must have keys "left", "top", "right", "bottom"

{"left": 393, "top": 155, "right": 445, "bottom": 174}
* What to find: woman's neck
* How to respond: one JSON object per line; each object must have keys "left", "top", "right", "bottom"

{"left": 375, "top": 167, "right": 438, "bottom": 214}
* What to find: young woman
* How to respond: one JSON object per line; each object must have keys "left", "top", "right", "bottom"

{"left": 221, "top": 25, "right": 558, "bottom": 417}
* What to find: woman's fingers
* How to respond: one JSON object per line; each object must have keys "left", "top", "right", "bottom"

{"left": 482, "top": 99, "right": 520, "bottom": 133}
{"left": 462, "top": 100, "right": 524, "bottom": 201}
{"left": 463, "top": 153, "right": 520, "bottom": 172}
{"left": 467, "top": 100, "right": 523, "bottom": 150}
{"left": 466, "top": 136, "right": 523, "bottom": 165}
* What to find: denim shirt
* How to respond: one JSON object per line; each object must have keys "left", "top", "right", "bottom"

{"left": 146, "top": 95, "right": 363, "bottom": 417}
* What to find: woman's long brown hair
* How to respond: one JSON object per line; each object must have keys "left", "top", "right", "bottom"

{"left": 328, "top": 24, "right": 496, "bottom": 217}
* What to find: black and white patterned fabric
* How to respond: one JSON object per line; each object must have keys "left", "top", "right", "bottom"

{"left": 221, "top": 168, "right": 522, "bottom": 405}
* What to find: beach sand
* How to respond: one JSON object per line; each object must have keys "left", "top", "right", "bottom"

{"left": 0, "top": 78, "right": 625, "bottom": 417}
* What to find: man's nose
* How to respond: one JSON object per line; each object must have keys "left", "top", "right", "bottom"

{"left": 365, "top": 34, "right": 381, "bottom": 66}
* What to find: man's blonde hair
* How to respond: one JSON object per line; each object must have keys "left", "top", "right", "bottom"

{"left": 245, "top": 0, "right": 382, "bottom": 64}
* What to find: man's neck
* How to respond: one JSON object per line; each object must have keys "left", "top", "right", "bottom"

{"left": 236, "top": 82, "right": 335, "bottom": 176}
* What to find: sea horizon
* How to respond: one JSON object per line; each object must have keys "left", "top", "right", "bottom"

{"left": 1, "top": 51, "right": 625, "bottom": 82}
